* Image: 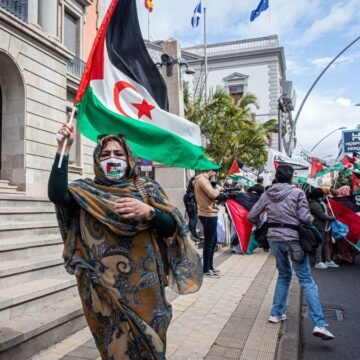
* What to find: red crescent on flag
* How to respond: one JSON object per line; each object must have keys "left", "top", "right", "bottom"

{"left": 114, "top": 81, "right": 138, "bottom": 118}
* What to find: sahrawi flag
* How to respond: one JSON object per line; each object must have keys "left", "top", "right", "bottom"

{"left": 75, "top": 0, "right": 219, "bottom": 170}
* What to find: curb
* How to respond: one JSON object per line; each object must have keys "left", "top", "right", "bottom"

{"left": 276, "top": 276, "right": 302, "bottom": 360}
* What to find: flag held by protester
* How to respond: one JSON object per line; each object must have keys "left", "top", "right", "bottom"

{"left": 75, "top": 0, "right": 219, "bottom": 170}
{"left": 310, "top": 157, "right": 329, "bottom": 178}
{"left": 226, "top": 200, "right": 253, "bottom": 254}
{"left": 228, "top": 159, "right": 244, "bottom": 175}
{"left": 250, "top": 0, "right": 269, "bottom": 22}
{"left": 329, "top": 196, "right": 360, "bottom": 244}
{"left": 191, "top": 1, "right": 202, "bottom": 28}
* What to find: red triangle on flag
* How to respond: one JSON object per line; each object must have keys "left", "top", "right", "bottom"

{"left": 353, "top": 172, "right": 360, "bottom": 193}
{"left": 310, "top": 157, "right": 324, "bottom": 178}
{"left": 342, "top": 155, "right": 354, "bottom": 170}
{"left": 228, "top": 159, "right": 241, "bottom": 175}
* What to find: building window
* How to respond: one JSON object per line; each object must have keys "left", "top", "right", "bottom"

{"left": 229, "top": 84, "right": 245, "bottom": 103}
{"left": 64, "top": 10, "right": 80, "bottom": 56}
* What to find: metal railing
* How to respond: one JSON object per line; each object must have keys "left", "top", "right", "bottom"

{"left": 0, "top": 0, "right": 28, "bottom": 22}
{"left": 67, "top": 56, "right": 86, "bottom": 79}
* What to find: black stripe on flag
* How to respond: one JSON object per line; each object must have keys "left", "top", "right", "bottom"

{"left": 106, "top": 0, "right": 169, "bottom": 111}
{"left": 332, "top": 195, "right": 360, "bottom": 213}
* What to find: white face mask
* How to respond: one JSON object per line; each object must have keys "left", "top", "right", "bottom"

{"left": 100, "top": 158, "right": 128, "bottom": 180}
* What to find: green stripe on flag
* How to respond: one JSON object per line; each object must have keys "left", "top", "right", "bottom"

{"left": 229, "top": 174, "right": 254, "bottom": 187}
{"left": 293, "top": 176, "right": 308, "bottom": 185}
{"left": 77, "top": 87, "right": 219, "bottom": 170}
{"left": 314, "top": 169, "right": 330, "bottom": 178}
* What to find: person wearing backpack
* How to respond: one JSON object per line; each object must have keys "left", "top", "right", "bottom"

{"left": 248, "top": 165, "right": 335, "bottom": 341}
{"left": 183, "top": 176, "right": 200, "bottom": 242}
{"left": 308, "top": 188, "right": 337, "bottom": 269}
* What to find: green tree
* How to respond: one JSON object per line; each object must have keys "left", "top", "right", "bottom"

{"left": 184, "top": 85, "right": 277, "bottom": 175}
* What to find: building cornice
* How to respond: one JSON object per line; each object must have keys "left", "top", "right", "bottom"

{"left": 187, "top": 47, "right": 287, "bottom": 78}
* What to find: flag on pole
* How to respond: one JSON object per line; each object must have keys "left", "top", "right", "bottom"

{"left": 75, "top": 0, "right": 219, "bottom": 170}
{"left": 228, "top": 159, "right": 244, "bottom": 175}
{"left": 250, "top": 0, "right": 269, "bottom": 22}
{"left": 342, "top": 155, "right": 354, "bottom": 171}
{"left": 191, "top": 1, "right": 202, "bottom": 28}
{"left": 144, "top": 0, "right": 154, "bottom": 12}
{"left": 310, "top": 157, "right": 329, "bottom": 178}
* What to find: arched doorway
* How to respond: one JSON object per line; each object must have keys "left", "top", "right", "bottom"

{"left": 0, "top": 51, "right": 25, "bottom": 190}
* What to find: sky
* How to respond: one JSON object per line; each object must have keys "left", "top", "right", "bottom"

{"left": 134, "top": 0, "right": 360, "bottom": 159}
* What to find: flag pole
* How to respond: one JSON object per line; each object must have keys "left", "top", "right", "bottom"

{"left": 57, "top": 107, "right": 76, "bottom": 169}
{"left": 203, "top": 4, "right": 208, "bottom": 102}
{"left": 147, "top": 10, "right": 150, "bottom": 41}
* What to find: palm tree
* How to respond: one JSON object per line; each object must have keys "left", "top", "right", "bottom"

{"left": 184, "top": 86, "right": 277, "bottom": 175}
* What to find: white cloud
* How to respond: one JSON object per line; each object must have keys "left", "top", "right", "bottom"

{"left": 295, "top": 0, "right": 360, "bottom": 46}
{"left": 295, "top": 91, "right": 360, "bottom": 158}
{"left": 310, "top": 53, "right": 360, "bottom": 69}
{"left": 336, "top": 97, "right": 352, "bottom": 106}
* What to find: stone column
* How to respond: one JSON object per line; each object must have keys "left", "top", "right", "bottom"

{"left": 38, "top": 0, "right": 57, "bottom": 37}
{"left": 155, "top": 39, "right": 190, "bottom": 213}
{"left": 27, "top": 0, "right": 39, "bottom": 26}
{"left": 161, "top": 38, "right": 185, "bottom": 117}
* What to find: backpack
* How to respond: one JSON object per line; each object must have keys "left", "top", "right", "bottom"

{"left": 297, "top": 224, "right": 322, "bottom": 255}
{"left": 183, "top": 192, "right": 197, "bottom": 216}
{"left": 183, "top": 177, "right": 197, "bottom": 216}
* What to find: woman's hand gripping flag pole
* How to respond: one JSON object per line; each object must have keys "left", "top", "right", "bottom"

{"left": 57, "top": 107, "right": 77, "bottom": 168}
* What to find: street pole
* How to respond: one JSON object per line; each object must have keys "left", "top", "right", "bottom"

{"left": 203, "top": 5, "right": 208, "bottom": 102}
{"left": 310, "top": 126, "right": 347, "bottom": 153}
{"left": 277, "top": 100, "right": 283, "bottom": 152}
{"left": 288, "top": 35, "right": 360, "bottom": 156}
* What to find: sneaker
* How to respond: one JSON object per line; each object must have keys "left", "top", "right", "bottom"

{"left": 315, "top": 262, "right": 328, "bottom": 269}
{"left": 211, "top": 268, "right": 221, "bottom": 274}
{"left": 268, "top": 314, "right": 287, "bottom": 323}
{"left": 325, "top": 260, "right": 339, "bottom": 268}
{"left": 312, "top": 326, "right": 335, "bottom": 340}
{"left": 204, "top": 270, "right": 220, "bottom": 278}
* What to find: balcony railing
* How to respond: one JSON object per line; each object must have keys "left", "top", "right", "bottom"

{"left": 0, "top": 0, "right": 28, "bottom": 22}
{"left": 67, "top": 56, "right": 86, "bottom": 79}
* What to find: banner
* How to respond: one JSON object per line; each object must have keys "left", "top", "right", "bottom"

{"left": 267, "top": 149, "right": 309, "bottom": 173}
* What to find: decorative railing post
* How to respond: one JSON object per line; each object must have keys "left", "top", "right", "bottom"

{"left": 67, "top": 56, "right": 86, "bottom": 79}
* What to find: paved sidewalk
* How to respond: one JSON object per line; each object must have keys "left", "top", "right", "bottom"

{"left": 30, "top": 248, "right": 283, "bottom": 360}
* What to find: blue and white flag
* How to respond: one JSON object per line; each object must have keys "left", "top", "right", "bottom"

{"left": 191, "top": 1, "right": 202, "bottom": 28}
{"left": 250, "top": 0, "right": 269, "bottom": 22}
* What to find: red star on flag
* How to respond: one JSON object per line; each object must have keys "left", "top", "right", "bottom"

{"left": 132, "top": 99, "right": 155, "bottom": 120}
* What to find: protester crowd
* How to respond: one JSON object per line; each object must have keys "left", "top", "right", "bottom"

{"left": 183, "top": 161, "right": 360, "bottom": 342}
{"left": 49, "top": 120, "right": 358, "bottom": 356}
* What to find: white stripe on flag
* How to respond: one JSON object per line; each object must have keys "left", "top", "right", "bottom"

{"left": 90, "top": 42, "right": 202, "bottom": 147}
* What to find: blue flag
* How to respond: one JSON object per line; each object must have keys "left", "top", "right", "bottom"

{"left": 250, "top": 0, "right": 269, "bottom": 22}
{"left": 191, "top": 1, "right": 202, "bottom": 28}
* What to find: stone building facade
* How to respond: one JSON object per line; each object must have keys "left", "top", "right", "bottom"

{"left": 0, "top": 0, "right": 94, "bottom": 197}
{"left": 146, "top": 35, "right": 295, "bottom": 153}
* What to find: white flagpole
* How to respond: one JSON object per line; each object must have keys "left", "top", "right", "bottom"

{"left": 148, "top": 10, "right": 150, "bottom": 41}
{"left": 57, "top": 107, "right": 77, "bottom": 168}
{"left": 203, "top": 4, "right": 208, "bottom": 102}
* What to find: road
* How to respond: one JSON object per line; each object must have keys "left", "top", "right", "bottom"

{"left": 302, "top": 256, "right": 360, "bottom": 360}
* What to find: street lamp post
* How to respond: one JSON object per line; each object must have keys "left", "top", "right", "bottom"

{"left": 288, "top": 35, "right": 360, "bottom": 156}
{"left": 310, "top": 126, "right": 347, "bottom": 152}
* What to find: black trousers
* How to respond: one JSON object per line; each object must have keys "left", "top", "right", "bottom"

{"left": 199, "top": 216, "right": 218, "bottom": 273}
